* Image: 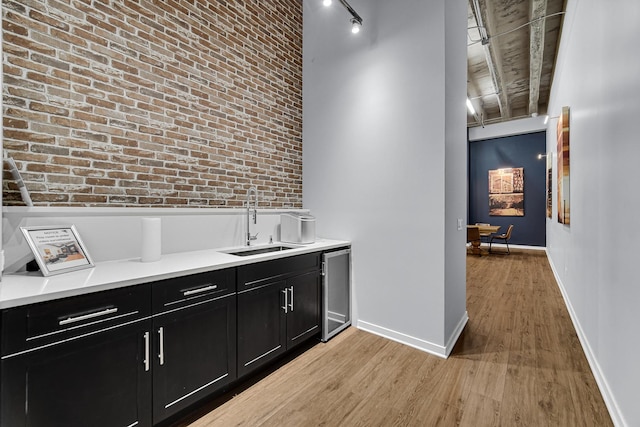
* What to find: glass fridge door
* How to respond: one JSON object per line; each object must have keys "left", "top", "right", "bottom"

{"left": 321, "top": 248, "right": 351, "bottom": 342}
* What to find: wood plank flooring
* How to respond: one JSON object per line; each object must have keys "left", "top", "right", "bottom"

{"left": 174, "top": 249, "right": 612, "bottom": 426}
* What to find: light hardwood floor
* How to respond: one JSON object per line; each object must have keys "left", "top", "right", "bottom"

{"left": 175, "top": 249, "right": 612, "bottom": 426}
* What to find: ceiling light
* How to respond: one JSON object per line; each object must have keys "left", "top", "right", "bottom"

{"left": 466, "top": 98, "right": 476, "bottom": 115}
{"left": 328, "top": 0, "right": 362, "bottom": 34}
{"left": 351, "top": 18, "right": 361, "bottom": 34}
{"left": 544, "top": 114, "right": 560, "bottom": 125}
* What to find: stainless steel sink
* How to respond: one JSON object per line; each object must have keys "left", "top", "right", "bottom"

{"left": 223, "top": 245, "right": 297, "bottom": 257}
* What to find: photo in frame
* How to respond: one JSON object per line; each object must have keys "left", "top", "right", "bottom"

{"left": 488, "top": 167, "right": 524, "bottom": 216}
{"left": 21, "top": 225, "right": 94, "bottom": 276}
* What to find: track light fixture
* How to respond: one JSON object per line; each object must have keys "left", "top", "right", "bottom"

{"left": 324, "top": 0, "right": 363, "bottom": 34}
{"left": 466, "top": 98, "right": 476, "bottom": 115}
{"left": 350, "top": 18, "right": 361, "bottom": 34}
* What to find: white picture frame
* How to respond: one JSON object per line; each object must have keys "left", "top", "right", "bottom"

{"left": 20, "top": 225, "right": 95, "bottom": 276}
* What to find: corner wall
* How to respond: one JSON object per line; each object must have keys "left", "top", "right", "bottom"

{"left": 545, "top": 0, "right": 640, "bottom": 425}
{"left": 303, "top": 0, "right": 467, "bottom": 356}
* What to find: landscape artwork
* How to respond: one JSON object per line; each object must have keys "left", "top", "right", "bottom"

{"left": 488, "top": 167, "right": 524, "bottom": 216}
{"left": 557, "top": 106, "right": 570, "bottom": 224}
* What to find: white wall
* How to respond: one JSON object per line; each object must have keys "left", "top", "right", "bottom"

{"left": 2, "top": 207, "right": 301, "bottom": 272}
{"left": 468, "top": 115, "right": 547, "bottom": 141}
{"left": 545, "top": 1, "right": 640, "bottom": 425}
{"left": 303, "top": 0, "right": 467, "bottom": 356}
{"left": 444, "top": 0, "right": 468, "bottom": 344}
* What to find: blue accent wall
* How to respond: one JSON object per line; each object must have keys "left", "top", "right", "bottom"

{"left": 469, "top": 131, "right": 546, "bottom": 247}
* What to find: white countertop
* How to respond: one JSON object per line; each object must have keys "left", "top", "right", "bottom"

{"left": 0, "top": 239, "right": 350, "bottom": 309}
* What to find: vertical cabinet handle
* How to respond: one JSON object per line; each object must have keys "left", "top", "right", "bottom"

{"left": 158, "top": 327, "right": 165, "bottom": 366}
{"left": 282, "top": 289, "right": 288, "bottom": 314}
{"left": 288, "top": 286, "right": 294, "bottom": 311}
{"left": 143, "top": 332, "right": 150, "bottom": 372}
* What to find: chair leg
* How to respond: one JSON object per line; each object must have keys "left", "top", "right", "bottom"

{"left": 489, "top": 238, "right": 510, "bottom": 254}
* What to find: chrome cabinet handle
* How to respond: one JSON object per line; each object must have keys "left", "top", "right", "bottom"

{"left": 59, "top": 307, "right": 118, "bottom": 326}
{"left": 143, "top": 332, "right": 150, "bottom": 372}
{"left": 282, "top": 289, "right": 288, "bottom": 314}
{"left": 183, "top": 284, "right": 217, "bottom": 296}
{"left": 321, "top": 261, "right": 327, "bottom": 276}
{"left": 288, "top": 286, "right": 294, "bottom": 311}
{"left": 158, "top": 327, "right": 165, "bottom": 366}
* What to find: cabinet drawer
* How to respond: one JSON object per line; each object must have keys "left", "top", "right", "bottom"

{"left": 1, "top": 284, "right": 150, "bottom": 357}
{"left": 237, "top": 252, "right": 321, "bottom": 292}
{"left": 152, "top": 268, "right": 236, "bottom": 313}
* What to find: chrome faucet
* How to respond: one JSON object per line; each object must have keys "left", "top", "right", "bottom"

{"left": 246, "top": 187, "right": 258, "bottom": 246}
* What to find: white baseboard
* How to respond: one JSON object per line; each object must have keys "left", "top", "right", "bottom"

{"left": 356, "top": 311, "right": 468, "bottom": 359}
{"left": 445, "top": 311, "right": 469, "bottom": 357}
{"left": 546, "top": 250, "right": 626, "bottom": 427}
{"left": 483, "top": 243, "right": 546, "bottom": 251}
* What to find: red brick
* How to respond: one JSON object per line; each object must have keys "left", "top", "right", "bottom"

{"left": 2, "top": 0, "right": 303, "bottom": 208}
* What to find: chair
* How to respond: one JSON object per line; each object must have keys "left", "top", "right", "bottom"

{"left": 489, "top": 224, "right": 514, "bottom": 254}
{"left": 467, "top": 226, "right": 482, "bottom": 256}
{"left": 475, "top": 223, "right": 490, "bottom": 243}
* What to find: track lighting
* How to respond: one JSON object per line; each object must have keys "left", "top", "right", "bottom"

{"left": 466, "top": 98, "right": 476, "bottom": 115}
{"left": 543, "top": 114, "right": 560, "bottom": 125}
{"left": 324, "top": 0, "right": 363, "bottom": 34}
{"left": 351, "top": 18, "right": 361, "bottom": 34}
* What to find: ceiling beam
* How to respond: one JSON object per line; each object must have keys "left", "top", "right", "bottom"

{"left": 470, "top": 0, "right": 510, "bottom": 120}
{"left": 528, "top": 0, "right": 548, "bottom": 116}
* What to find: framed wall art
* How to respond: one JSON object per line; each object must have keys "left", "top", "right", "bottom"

{"left": 488, "top": 167, "right": 524, "bottom": 216}
{"left": 21, "top": 225, "right": 94, "bottom": 276}
{"left": 557, "top": 106, "right": 570, "bottom": 224}
{"left": 546, "top": 154, "right": 553, "bottom": 218}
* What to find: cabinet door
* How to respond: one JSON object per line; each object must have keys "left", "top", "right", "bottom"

{"left": 236, "top": 281, "right": 287, "bottom": 377}
{"left": 152, "top": 293, "right": 236, "bottom": 424}
{"left": 287, "top": 270, "right": 321, "bottom": 348}
{"left": 0, "top": 321, "right": 151, "bottom": 427}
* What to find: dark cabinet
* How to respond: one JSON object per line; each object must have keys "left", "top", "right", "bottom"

{"left": 0, "top": 285, "right": 152, "bottom": 427}
{"left": 0, "top": 252, "right": 326, "bottom": 426}
{"left": 237, "top": 280, "right": 287, "bottom": 377}
{"left": 286, "top": 270, "right": 321, "bottom": 347}
{"left": 151, "top": 269, "right": 236, "bottom": 424}
{"left": 237, "top": 253, "right": 321, "bottom": 377}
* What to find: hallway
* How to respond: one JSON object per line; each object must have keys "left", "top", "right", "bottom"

{"left": 176, "top": 249, "right": 611, "bottom": 426}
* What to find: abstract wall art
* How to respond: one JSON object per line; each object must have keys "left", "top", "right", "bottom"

{"left": 557, "top": 106, "right": 570, "bottom": 224}
{"left": 546, "top": 154, "right": 553, "bottom": 219}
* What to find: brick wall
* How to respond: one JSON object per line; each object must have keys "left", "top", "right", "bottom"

{"left": 2, "top": 0, "right": 303, "bottom": 208}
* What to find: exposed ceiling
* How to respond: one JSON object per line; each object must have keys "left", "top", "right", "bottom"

{"left": 467, "top": 0, "right": 566, "bottom": 127}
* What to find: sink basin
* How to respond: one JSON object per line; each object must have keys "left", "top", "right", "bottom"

{"left": 223, "top": 245, "right": 298, "bottom": 257}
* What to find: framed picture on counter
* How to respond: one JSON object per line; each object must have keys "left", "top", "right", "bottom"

{"left": 21, "top": 225, "right": 95, "bottom": 276}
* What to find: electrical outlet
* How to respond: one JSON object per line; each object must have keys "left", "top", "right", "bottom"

{"left": 457, "top": 218, "right": 463, "bottom": 231}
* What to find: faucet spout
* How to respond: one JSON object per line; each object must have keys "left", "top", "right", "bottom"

{"left": 246, "top": 187, "right": 258, "bottom": 246}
